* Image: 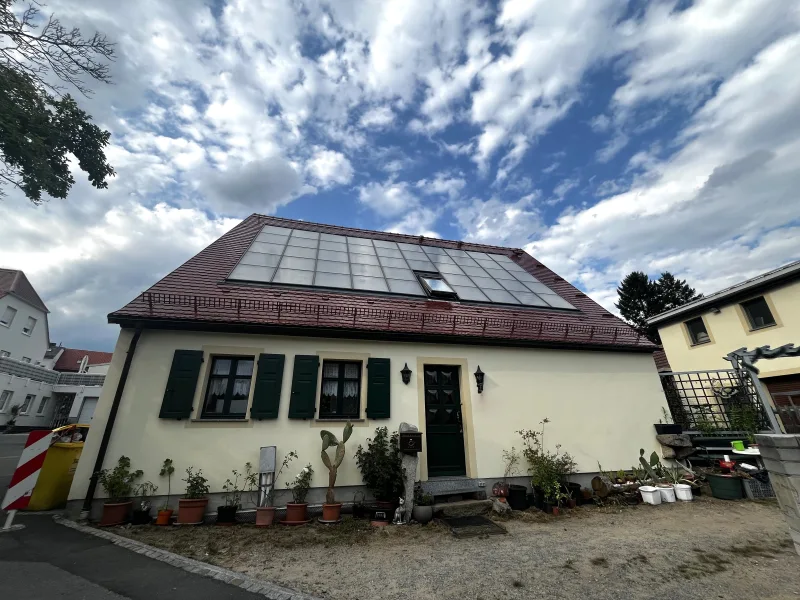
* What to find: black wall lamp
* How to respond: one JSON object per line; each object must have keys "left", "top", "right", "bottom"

{"left": 400, "top": 363, "right": 412, "bottom": 385}
{"left": 474, "top": 366, "right": 485, "bottom": 394}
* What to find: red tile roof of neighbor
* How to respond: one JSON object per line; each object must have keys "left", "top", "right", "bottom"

{"left": 0, "top": 268, "right": 49, "bottom": 313}
{"left": 109, "top": 215, "right": 657, "bottom": 352}
{"left": 54, "top": 348, "right": 114, "bottom": 372}
{"left": 653, "top": 349, "right": 672, "bottom": 372}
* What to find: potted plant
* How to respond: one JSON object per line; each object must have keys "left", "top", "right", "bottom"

{"left": 283, "top": 464, "right": 314, "bottom": 524}
{"left": 218, "top": 463, "right": 257, "bottom": 525}
{"left": 352, "top": 491, "right": 367, "bottom": 519}
{"left": 354, "top": 427, "right": 405, "bottom": 524}
{"left": 177, "top": 467, "right": 209, "bottom": 524}
{"left": 412, "top": 485, "right": 434, "bottom": 524}
{"left": 97, "top": 456, "right": 143, "bottom": 526}
{"left": 156, "top": 458, "right": 175, "bottom": 526}
{"left": 320, "top": 422, "right": 353, "bottom": 523}
{"left": 654, "top": 407, "right": 682, "bottom": 435}
{"left": 519, "top": 419, "right": 576, "bottom": 514}
{"left": 256, "top": 450, "right": 297, "bottom": 527}
{"left": 132, "top": 481, "right": 158, "bottom": 525}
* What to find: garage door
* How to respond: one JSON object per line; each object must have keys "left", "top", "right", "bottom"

{"left": 764, "top": 375, "right": 800, "bottom": 433}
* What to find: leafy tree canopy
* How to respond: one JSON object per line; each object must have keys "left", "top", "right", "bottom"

{"left": 616, "top": 271, "right": 700, "bottom": 343}
{"left": 0, "top": 0, "right": 115, "bottom": 203}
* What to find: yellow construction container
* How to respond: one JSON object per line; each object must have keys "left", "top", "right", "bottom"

{"left": 25, "top": 425, "right": 87, "bottom": 511}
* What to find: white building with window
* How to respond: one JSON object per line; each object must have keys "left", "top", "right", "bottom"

{"left": 0, "top": 268, "right": 111, "bottom": 430}
{"left": 66, "top": 215, "right": 669, "bottom": 519}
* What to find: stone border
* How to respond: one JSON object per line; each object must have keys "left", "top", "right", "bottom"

{"left": 54, "top": 516, "right": 321, "bottom": 600}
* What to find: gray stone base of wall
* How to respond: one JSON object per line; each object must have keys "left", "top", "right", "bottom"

{"left": 54, "top": 516, "right": 321, "bottom": 600}
{"left": 754, "top": 433, "right": 800, "bottom": 556}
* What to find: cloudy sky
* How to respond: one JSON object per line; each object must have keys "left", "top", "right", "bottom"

{"left": 2, "top": 0, "right": 800, "bottom": 351}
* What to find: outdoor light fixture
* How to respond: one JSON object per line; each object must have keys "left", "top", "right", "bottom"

{"left": 474, "top": 366, "right": 485, "bottom": 393}
{"left": 400, "top": 363, "right": 412, "bottom": 385}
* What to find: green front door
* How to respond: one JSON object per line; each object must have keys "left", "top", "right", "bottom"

{"left": 424, "top": 365, "right": 467, "bottom": 477}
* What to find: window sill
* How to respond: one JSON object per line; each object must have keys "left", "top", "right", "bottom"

{"left": 749, "top": 323, "right": 776, "bottom": 332}
{"left": 690, "top": 340, "right": 711, "bottom": 347}
{"left": 191, "top": 418, "right": 249, "bottom": 423}
{"left": 316, "top": 418, "right": 365, "bottom": 423}
{"left": 21, "top": 332, "right": 32, "bottom": 337}
{"left": 0, "top": 323, "right": 10, "bottom": 328}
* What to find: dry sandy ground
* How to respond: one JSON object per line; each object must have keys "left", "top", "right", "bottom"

{"left": 116, "top": 497, "right": 800, "bottom": 600}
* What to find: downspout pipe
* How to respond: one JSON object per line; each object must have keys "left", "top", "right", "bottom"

{"left": 80, "top": 327, "right": 142, "bottom": 519}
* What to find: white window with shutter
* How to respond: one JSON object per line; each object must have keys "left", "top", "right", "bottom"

{"left": 22, "top": 316, "right": 37, "bottom": 335}
{"left": 20, "top": 394, "right": 35, "bottom": 414}
{"left": 0, "top": 390, "right": 12, "bottom": 412}
{"left": 0, "top": 306, "right": 16, "bottom": 327}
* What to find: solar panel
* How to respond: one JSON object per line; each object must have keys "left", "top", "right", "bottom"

{"left": 227, "top": 226, "right": 576, "bottom": 310}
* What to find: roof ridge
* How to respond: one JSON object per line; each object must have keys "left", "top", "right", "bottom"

{"left": 252, "top": 214, "right": 527, "bottom": 253}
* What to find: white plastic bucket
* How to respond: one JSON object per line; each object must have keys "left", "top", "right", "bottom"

{"left": 658, "top": 486, "right": 676, "bottom": 503}
{"left": 673, "top": 483, "right": 693, "bottom": 501}
{"left": 639, "top": 485, "right": 662, "bottom": 505}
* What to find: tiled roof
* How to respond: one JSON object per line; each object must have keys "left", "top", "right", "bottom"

{"left": 109, "top": 215, "right": 656, "bottom": 352}
{"left": 0, "top": 268, "right": 49, "bottom": 313}
{"left": 54, "top": 348, "right": 114, "bottom": 372}
{"left": 653, "top": 349, "right": 672, "bottom": 372}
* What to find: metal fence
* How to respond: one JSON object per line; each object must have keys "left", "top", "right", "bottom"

{"left": 659, "top": 369, "right": 771, "bottom": 434}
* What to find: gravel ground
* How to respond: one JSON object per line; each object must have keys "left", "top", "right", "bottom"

{"left": 115, "top": 497, "right": 800, "bottom": 600}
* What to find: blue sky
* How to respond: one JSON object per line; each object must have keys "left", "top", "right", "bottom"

{"left": 2, "top": 0, "right": 800, "bottom": 351}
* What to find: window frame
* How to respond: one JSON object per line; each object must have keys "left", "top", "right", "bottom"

{"left": 20, "top": 394, "right": 35, "bottom": 415}
{"left": 22, "top": 316, "right": 36, "bottom": 336}
{"left": 740, "top": 296, "right": 776, "bottom": 331}
{"left": 684, "top": 316, "right": 711, "bottom": 346}
{"left": 415, "top": 271, "right": 459, "bottom": 300}
{"left": 0, "top": 306, "right": 17, "bottom": 327}
{"left": 200, "top": 355, "right": 255, "bottom": 419}
{"left": 36, "top": 396, "right": 50, "bottom": 416}
{"left": 319, "top": 359, "right": 363, "bottom": 419}
{"left": 0, "top": 390, "right": 12, "bottom": 412}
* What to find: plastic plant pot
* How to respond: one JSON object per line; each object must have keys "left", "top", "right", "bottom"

{"left": 657, "top": 486, "right": 676, "bottom": 503}
{"left": 706, "top": 474, "right": 744, "bottom": 500}
{"left": 639, "top": 486, "right": 662, "bottom": 505}
{"left": 731, "top": 440, "right": 745, "bottom": 451}
{"left": 155, "top": 509, "right": 173, "bottom": 526}
{"left": 256, "top": 507, "right": 276, "bottom": 527}
{"left": 673, "top": 483, "right": 693, "bottom": 501}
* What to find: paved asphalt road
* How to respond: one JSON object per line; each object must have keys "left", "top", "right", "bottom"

{"left": 0, "top": 514, "right": 264, "bottom": 600}
{"left": 0, "top": 433, "right": 27, "bottom": 498}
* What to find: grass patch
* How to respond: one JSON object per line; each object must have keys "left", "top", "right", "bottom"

{"left": 677, "top": 552, "right": 732, "bottom": 579}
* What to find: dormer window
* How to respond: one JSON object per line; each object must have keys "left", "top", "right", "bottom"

{"left": 416, "top": 272, "right": 458, "bottom": 300}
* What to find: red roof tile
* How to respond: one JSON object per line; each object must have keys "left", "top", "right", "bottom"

{"left": 0, "top": 268, "right": 48, "bottom": 313}
{"left": 54, "top": 348, "right": 114, "bottom": 372}
{"left": 653, "top": 349, "right": 672, "bottom": 372}
{"left": 109, "top": 215, "right": 656, "bottom": 352}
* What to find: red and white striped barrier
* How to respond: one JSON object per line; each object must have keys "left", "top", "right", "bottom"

{"left": 2, "top": 430, "right": 53, "bottom": 531}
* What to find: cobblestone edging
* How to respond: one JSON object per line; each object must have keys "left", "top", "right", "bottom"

{"left": 54, "top": 516, "right": 321, "bottom": 600}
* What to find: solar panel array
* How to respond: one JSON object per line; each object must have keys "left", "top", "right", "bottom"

{"left": 228, "top": 226, "right": 576, "bottom": 309}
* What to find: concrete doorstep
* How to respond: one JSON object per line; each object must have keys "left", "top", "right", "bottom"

{"left": 54, "top": 516, "right": 322, "bottom": 600}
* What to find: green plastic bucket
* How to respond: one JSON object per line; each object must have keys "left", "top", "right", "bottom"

{"left": 731, "top": 440, "right": 745, "bottom": 451}
{"left": 706, "top": 474, "right": 744, "bottom": 500}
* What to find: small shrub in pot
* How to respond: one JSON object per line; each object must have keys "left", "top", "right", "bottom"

{"left": 256, "top": 450, "right": 297, "bottom": 527}
{"left": 156, "top": 458, "right": 175, "bottom": 526}
{"left": 217, "top": 463, "right": 257, "bottom": 525}
{"left": 97, "top": 456, "right": 143, "bottom": 526}
{"left": 283, "top": 464, "right": 314, "bottom": 523}
{"left": 132, "top": 481, "right": 157, "bottom": 525}
{"left": 177, "top": 467, "right": 209, "bottom": 525}
{"left": 354, "top": 427, "right": 405, "bottom": 503}
{"left": 412, "top": 485, "right": 434, "bottom": 525}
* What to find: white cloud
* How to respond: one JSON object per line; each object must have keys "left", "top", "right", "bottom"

{"left": 596, "top": 132, "right": 629, "bottom": 163}
{"left": 453, "top": 194, "right": 541, "bottom": 248}
{"left": 416, "top": 173, "right": 466, "bottom": 199}
{"left": 306, "top": 148, "right": 355, "bottom": 187}
{"left": 359, "top": 106, "right": 396, "bottom": 129}
{"left": 358, "top": 180, "right": 418, "bottom": 217}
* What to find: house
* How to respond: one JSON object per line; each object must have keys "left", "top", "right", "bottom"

{"left": 67, "top": 215, "right": 667, "bottom": 518}
{"left": 0, "top": 268, "right": 110, "bottom": 430}
{"left": 647, "top": 260, "right": 800, "bottom": 431}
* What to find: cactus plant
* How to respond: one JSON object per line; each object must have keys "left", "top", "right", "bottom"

{"left": 320, "top": 421, "right": 353, "bottom": 504}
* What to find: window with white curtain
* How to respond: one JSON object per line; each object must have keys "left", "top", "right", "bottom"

{"left": 201, "top": 356, "right": 254, "bottom": 419}
{"left": 319, "top": 360, "right": 362, "bottom": 419}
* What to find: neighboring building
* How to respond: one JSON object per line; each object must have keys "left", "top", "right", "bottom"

{"left": 648, "top": 261, "right": 800, "bottom": 428}
{"left": 0, "top": 268, "right": 110, "bottom": 430}
{"left": 68, "top": 215, "right": 667, "bottom": 517}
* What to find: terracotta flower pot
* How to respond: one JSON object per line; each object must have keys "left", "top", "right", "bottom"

{"left": 282, "top": 502, "right": 309, "bottom": 524}
{"left": 552, "top": 507, "right": 561, "bottom": 516}
{"left": 156, "top": 509, "right": 173, "bottom": 526}
{"left": 177, "top": 497, "right": 208, "bottom": 524}
{"left": 256, "top": 507, "right": 276, "bottom": 527}
{"left": 100, "top": 501, "right": 132, "bottom": 526}
{"left": 321, "top": 503, "right": 342, "bottom": 522}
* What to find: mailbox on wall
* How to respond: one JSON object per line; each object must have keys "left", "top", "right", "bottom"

{"left": 399, "top": 431, "right": 423, "bottom": 454}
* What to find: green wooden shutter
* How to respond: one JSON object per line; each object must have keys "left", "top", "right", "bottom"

{"left": 159, "top": 350, "right": 204, "bottom": 419}
{"left": 366, "top": 358, "right": 391, "bottom": 419}
{"left": 250, "top": 354, "right": 285, "bottom": 420}
{"left": 288, "top": 355, "right": 319, "bottom": 419}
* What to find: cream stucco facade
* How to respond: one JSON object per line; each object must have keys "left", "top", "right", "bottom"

{"left": 68, "top": 328, "right": 666, "bottom": 509}
{"left": 657, "top": 281, "right": 800, "bottom": 378}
